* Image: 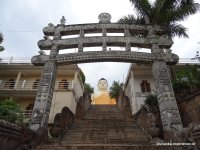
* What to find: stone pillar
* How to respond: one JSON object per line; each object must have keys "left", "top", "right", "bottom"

{"left": 102, "top": 28, "right": 107, "bottom": 51}
{"left": 102, "top": 28, "right": 107, "bottom": 37}
{"left": 30, "top": 47, "right": 59, "bottom": 131}
{"left": 126, "top": 42, "right": 131, "bottom": 51}
{"left": 30, "top": 31, "right": 61, "bottom": 131}
{"left": 124, "top": 28, "right": 131, "bottom": 51}
{"left": 78, "top": 29, "right": 84, "bottom": 52}
{"left": 148, "top": 26, "right": 182, "bottom": 131}
{"left": 152, "top": 60, "right": 182, "bottom": 131}
{"left": 79, "top": 29, "right": 84, "bottom": 38}
{"left": 124, "top": 28, "right": 130, "bottom": 37}
{"left": 78, "top": 43, "right": 83, "bottom": 52}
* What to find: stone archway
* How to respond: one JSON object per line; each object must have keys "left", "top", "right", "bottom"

{"left": 29, "top": 13, "right": 182, "bottom": 132}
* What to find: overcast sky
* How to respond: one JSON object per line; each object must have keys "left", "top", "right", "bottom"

{"left": 1, "top": 0, "right": 200, "bottom": 91}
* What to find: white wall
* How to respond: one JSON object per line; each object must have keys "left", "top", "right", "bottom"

{"left": 124, "top": 65, "right": 156, "bottom": 115}
{"left": 73, "top": 71, "right": 84, "bottom": 102}
{"left": 49, "top": 91, "right": 76, "bottom": 123}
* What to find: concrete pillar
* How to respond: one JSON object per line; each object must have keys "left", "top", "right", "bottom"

{"left": 152, "top": 61, "right": 183, "bottom": 131}
{"left": 148, "top": 26, "right": 183, "bottom": 131}
{"left": 124, "top": 28, "right": 130, "bottom": 37}
{"left": 30, "top": 49, "right": 58, "bottom": 131}
{"left": 79, "top": 29, "right": 84, "bottom": 38}
{"left": 78, "top": 43, "right": 83, "bottom": 52}
{"left": 14, "top": 71, "right": 21, "bottom": 89}
{"left": 102, "top": 28, "right": 107, "bottom": 51}
{"left": 126, "top": 42, "right": 131, "bottom": 51}
{"left": 74, "top": 71, "right": 79, "bottom": 83}
{"left": 30, "top": 30, "right": 61, "bottom": 131}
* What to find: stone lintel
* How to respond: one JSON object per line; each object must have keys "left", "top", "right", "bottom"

{"left": 31, "top": 51, "right": 178, "bottom": 66}
{"left": 42, "top": 23, "right": 166, "bottom": 37}
{"left": 38, "top": 36, "right": 173, "bottom": 50}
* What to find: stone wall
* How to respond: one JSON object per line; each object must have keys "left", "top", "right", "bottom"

{"left": 177, "top": 91, "right": 200, "bottom": 127}
{"left": 75, "top": 92, "right": 91, "bottom": 120}
{"left": 0, "top": 120, "right": 47, "bottom": 150}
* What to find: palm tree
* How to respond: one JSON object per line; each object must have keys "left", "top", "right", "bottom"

{"left": 109, "top": 81, "right": 123, "bottom": 101}
{"left": 84, "top": 83, "right": 94, "bottom": 95}
{"left": 0, "top": 32, "right": 5, "bottom": 52}
{"left": 118, "top": 0, "right": 200, "bottom": 38}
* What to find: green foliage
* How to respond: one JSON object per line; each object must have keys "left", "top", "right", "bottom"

{"left": 118, "top": 0, "right": 200, "bottom": 38}
{"left": 0, "top": 99, "right": 24, "bottom": 123}
{"left": 172, "top": 80, "right": 189, "bottom": 92}
{"left": 118, "top": 15, "right": 145, "bottom": 25}
{"left": 109, "top": 81, "right": 123, "bottom": 101}
{"left": 0, "top": 32, "right": 4, "bottom": 52}
{"left": 0, "top": 32, "right": 3, "bottom": 44}
{"left": 0, "top": 46, "right": 5, "bottom": 52}
{"left": 144, "top": 94, "right": 159, "bottom": 113}
{"left": 84, "top": 83, "right": 94, "bottom": 94}
{"left": 79, "top": 70, "right": 85, "bottom": 84}
{"left": 172, "top": 64, "right": 200, "bottom": 92}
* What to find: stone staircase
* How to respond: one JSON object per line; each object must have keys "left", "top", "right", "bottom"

{"left": 35, "top": 105, "right": 183, "bottom": 150}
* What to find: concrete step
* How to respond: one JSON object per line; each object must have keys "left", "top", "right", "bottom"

{"left": 35, "top": 143, "right": 184, "bottom": 150}
{"left": 36, "top": 104, "right": 185, "bottom": 150}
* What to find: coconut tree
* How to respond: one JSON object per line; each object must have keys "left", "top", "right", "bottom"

{"left": 109, "top": 81, "right": 124, "bottom": 101}
{"left": 84, "top": 83, "right": 94, "bottom": 95}
{"left": 118, "top": 0, "right": 200, "bottom": 38}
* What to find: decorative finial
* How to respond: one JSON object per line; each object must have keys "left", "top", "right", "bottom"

{"left": 98, "top": 13, "right": 111, "bottom": 23}
{"left": 60, "top": 16, "right": 66, "bottom": 25}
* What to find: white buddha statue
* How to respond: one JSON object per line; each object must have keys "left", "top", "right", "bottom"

{"left": 98, "top": 78, "right": 108, "bottom": 91}
{"left": 92, "top": 78, "right": 116, "bottom": 105}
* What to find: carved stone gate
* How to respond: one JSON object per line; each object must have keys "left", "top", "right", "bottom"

{"left": 30, "top": 13, "right": 182, "bottom": 132}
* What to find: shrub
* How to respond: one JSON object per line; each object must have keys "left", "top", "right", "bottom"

{"left": 0, "top": 99, "right": 24, "bottom": 123}
{"left": 144, "top": 94, "right": 159, "bottom": 113}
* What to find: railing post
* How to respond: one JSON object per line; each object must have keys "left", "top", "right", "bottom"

{"left": 22, "top": 80, "right": 26, "bottom": 89}
{"left": 14, "top": 71, "right": 21, "bottom": 89}
{"left": 8, "top": 56, "right": 13, "bottom": 64}
{"left": 71, "top": 80, "right": 74, "bottom": 90}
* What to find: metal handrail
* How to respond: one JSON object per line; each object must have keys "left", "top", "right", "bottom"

{"left": 0, "top": 80, "right": 73, "bottom": 90}
{"left": 0, "top": 57, "right": 32, "bottom": 64}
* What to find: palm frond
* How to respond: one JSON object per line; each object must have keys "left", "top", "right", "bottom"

{"left": 120, "top": 0, "right": 199, "bottom": 39}
{"left": 118, "top": 15, "right": 137, "bottom": 24}
{"left": 152, "top": 0, "right": 174, "bottom": 24}
{"left": 129, "top": 0, "right": 152, "bottom": 19}
{"left": 118, "top": 15, "right": 145, "bottom": 25}
{"left": 172, "top": 0, "right": 200, "bottom": 22}
{"left": 166, "top": 23, "right": 189, "bottom": 38}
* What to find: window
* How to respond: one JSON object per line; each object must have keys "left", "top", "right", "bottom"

{"left": 5, "top": 79, "right": 15, "bottom": 89}
{"left": 140, "top": 80, "right": 151, "bottom": 92}
{"left": 32, "top": 79, "right": 40, "bottom": 89}
{"left": 58, "top": 79, "right": 68, "bottom": 89}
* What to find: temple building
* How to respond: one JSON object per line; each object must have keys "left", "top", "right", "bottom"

{"left": 121, "top": 62, "right": 200, "bottom": 127}
{"left": 91, "top": 78, "right": 116, "bottom": 105}
{"left": 0, "top": 57, "right": 84, "bottom": 123}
